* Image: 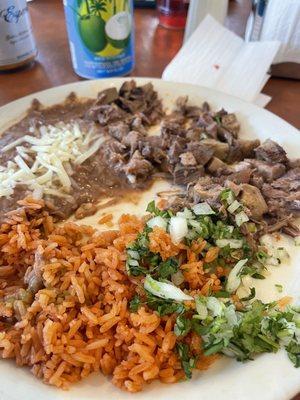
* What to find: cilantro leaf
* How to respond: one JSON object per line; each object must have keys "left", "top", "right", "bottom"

{"left": 176, "top": 343, "right": 196, "bottom": 379}
{"left": 157, "top": 257, "right": 179, "bottom": 279}
{"left": 129, "top": 295, "right": 142, "bottom": 312}
{"left": 240, "top": 287, "right": 256, "bottom": 301}
{"left": 174, "top": 315, "right": 192, "bottom": 337}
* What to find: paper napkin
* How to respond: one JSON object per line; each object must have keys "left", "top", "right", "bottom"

{"left": 162, "top": 15, "right": 280, "bottom": 107}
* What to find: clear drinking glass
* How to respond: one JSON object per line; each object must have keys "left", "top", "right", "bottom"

{"left": 157, "top": 0, "right": 189, "bottom": 29}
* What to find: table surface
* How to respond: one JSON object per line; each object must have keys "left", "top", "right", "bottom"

{"left": 0, "top": 1, "right": 299, "bottom": 399}
{"left": 0, "top": 0, "right": 299, "bottom": 129}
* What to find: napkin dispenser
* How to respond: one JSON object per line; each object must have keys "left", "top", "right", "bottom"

{"left": 246, "top": 0, "right": 300, "bottom": 79}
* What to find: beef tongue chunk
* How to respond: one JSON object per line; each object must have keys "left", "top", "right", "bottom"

{"left": 173, "top": 164, "right": 204, "bottom": 185}
{"left": 167, "top": 139, "right": 186, "bottom": 164}
{"left": 246, "top": 159, "right": 286, "bottom": 182}
{"left": 140, "top": 136, "right": 166, "bottom": 164}
{"left": 96, "top": 88, "right": 119, "bottom": 105}
{"left": 239, "top": 184, "right": 268, "bottom": 220}
{"left": 220, "top": 113, "right": 240, "bottom": 136}
{"left": 191, "top": 176, "right": 223, "bottom": 205}
{"left": 254, "top": 139, "right": 288, "bottom": 164}
{"left": 108, "top": 121, "right": 130, "bottom": 141}
{"left": 124, "top": 150, "right": 153, "bottom": 184}
{"left": 85, "top": 104, "right": 127, "bottom": 125}
{"left": 186, "top": 142, "right": 214, "bottom": 165}
{"left": 122, "top": 130, "right": 145, "bottom": 155}
{"left": 206, "top": 157, "right": 231, "bottom": 176}
{"left": 201, "top": 139, "right": 229, "bottom": 161}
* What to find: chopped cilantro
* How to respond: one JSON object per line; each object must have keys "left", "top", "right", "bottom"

{"left": 157, "top": 257, "right": 179, "bottom": 279}
{"left": 145, "top": 291, "right": 186, "bottom": 317}
{"left": 129, "top": 295, "right": 142, "bottom": 312}
{"left": 176, "top": 343, "right": 196, "bottom": 379}
{"left": 275, "top": 284, "right": 283, "bottom": 293}
{"left": 174, "top": 315, "right": 192, "bottom": 337}
{"left": 240, "top": 287, "right": 256, "bottom": 301}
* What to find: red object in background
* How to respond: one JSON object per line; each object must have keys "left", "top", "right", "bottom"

{"left": 157, "top": 0, "right": 189, "bottom": 29}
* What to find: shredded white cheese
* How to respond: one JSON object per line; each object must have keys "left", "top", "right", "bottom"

{"left": 0, "top": 122, "right": 106, "bottom": 199}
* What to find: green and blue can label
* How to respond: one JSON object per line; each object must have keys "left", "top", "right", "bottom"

{"left": 63, "top": 0, "right": 135, "bottom": 79}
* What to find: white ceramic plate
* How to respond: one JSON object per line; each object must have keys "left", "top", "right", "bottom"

{"left": 0, "top": 78, "right": 299, "bottom": 400}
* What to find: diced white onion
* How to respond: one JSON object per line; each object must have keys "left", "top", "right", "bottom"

{"left": 227, "top": 200, "right": 241, "bottom": 214}
{"left": 192, "top": 202, "right": 215, "bottom": 215}
{"left": 169, "top": 216, "right": 188, "bottom": 243}
{"left": 207, "top": 297, "right": 223, "bottom": 317}
{"left": 226, "top": 258, "right": 248, "bottom": 293}
{"left": 224, "top": 305, "right": 238, "bottom": 327}
{"left": 235, "top": 211, "right": 249, "bottom": 226}
{"left": 147, "top": 216, "right": 167, "bottom": 231}
{"left": 195, "top": 297, "right": 208, "bottom": 319}
{"left": 216, "top": 239, "right": 243, "bottom": 249}
{"left": 144, "top": 275, "right": 193, "bottom": 301}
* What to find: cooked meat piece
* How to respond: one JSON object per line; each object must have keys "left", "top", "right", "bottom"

{"left": 201, "top": 139, "right": 229, "bottom": 161}
{"left": 217, "top": 126, "right": 235, "bottom": 145}
{"left": 286, "top": 200, "right": 300, "bottom": 214}
{"left": 124, "top": 150, "right": 153, "bottom": 182}
{"left": 250, "top": 172, "right": 265, "bottom": 189}
{"left": 173, "top": 164, "right": 204, "bottom": 185}
{"left": 118, "top": 81, "right": 164, "bottom": 124}
{"left": 168, "top": 140, "right": 186, "bottom": 164}
{"left": 226, "top": 169, "right": 252, "bottom": 184}
{"left": 175, "top": 96, "right": 188, "bottom": 113}
{"left": 271, "top": 168, "right": 300, "bottom": 191}
{"left": 116, "top": 96, "right": 144, "bottom": 114}
{"left": 186, "top": 142, "right": 214, "bottom": 165}
{"left": 96, "top": 88, "right": 119, "bottom": 105}
{"left": 255, "top": 139, "right": 288, "bottom": 164}
{"left": 202, "top": 102, "right": 210, "bottom": 112}
{"left": 179, "top": 152, "right": 197, "bottom": 166}
{"left": 289, "top": 159, "right": 300, "bottom": 169}
{"left": 140, "top": 136, "right": 166, "bottom": 164}
{"left": 108, "top": 139, "right": 127, "bottom": 154}
{"left": 266, "top": 216, "right": 294, "bottom": 234}
{"left": 205, "top": 122, "right": 218, "bottom": 138}
{"left": 197, "top": 113, "right": 218, "bottom": 139}
{"left": 164, "top": 195, "right": 191, "bottom": 213}
{"left": 206, "top": 157, "right": 229, "bottom": 175}
{"left": 85, "top": 104, "right": 127, "bottom": 125}
{"left": 161, "top": 122, "right": 186, "bottom": 143}
{"left": 186, "top": 127, "right": 202, "bottom": 142}
{"left": 108, "top": 122, "right": 130, "bottom": 141}
{"left": 192, "top": 176, "right": 223, "bottom": 204}
{"left": 75, "top": 203, "right": 98, "bottom": 219}
{"left": 221, "top": 113, "right": 240, "bottom": 136}
{"left": 130, "top": 116, "right": 148, "bottom": 134}
{"left": 224, "top": 139, "right": 259, "bottom": 163}
{"left": 122, "top": 131, "right": 144, "bottom": 154}
{"left": 239, "top": 184, "right": 268, "bottom": 220}
{"left": 24, "top": 247, "right": 44, "bottom": 293}
{"left": 239, "top": 139, "right": 260, "bottom": 158}
{"left": 247, "top": 159, "right": 286, "bottom": 182}
{"left": 119, "top": 80, "right": 136, "bottom": 96}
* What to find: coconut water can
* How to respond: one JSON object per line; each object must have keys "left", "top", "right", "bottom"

{"left": 63, "top": 0, "right": 134, "bottom": 79}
